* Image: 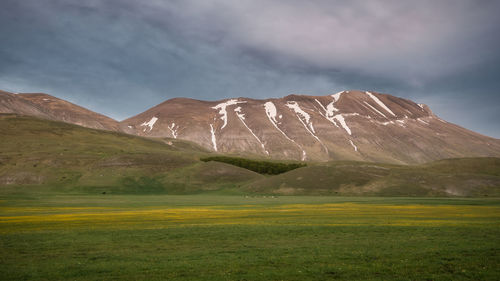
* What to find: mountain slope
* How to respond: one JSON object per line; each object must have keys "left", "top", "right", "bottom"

{"left": 122, "top": 90, "right": 500, "bottom": 164}
{"left": 0, "top": 90, "right": 120, "bottom": 131}
{"left": 0, "top": 90, "right": 51, "bottom": 118}
{"left": 0, "top": 114, "right": 261, "bottom": 193}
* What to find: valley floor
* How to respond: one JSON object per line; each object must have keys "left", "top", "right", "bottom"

{"left": 0, "top": 194, "right": 499, "bottom": 280}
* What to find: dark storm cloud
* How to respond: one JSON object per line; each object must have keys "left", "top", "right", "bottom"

{"left": 0, "top": 0, "right": 499, "bottom": 137}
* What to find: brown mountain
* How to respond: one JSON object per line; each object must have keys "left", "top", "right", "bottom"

{"left": 2, "top": 88, "right": 499, "bottom": 164}
{"left": 0, "top": 90, "right": 119, "bottom": 131}
{"left": 121, "top": 90, "right": 500, "bottom": 164}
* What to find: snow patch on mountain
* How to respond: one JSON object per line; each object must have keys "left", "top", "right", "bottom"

{"left": 332, "top": 91, "right": 344, "bottom": 102}
{"left": 326, "top": 102, "right": 339, "bottom": 116}
{"left": 363, "top": 101, "right": 387, "bottom": 118}
{"left": 365, "top": 91, "right": 396, "bottom": 117}
{"left": 209, "top": 124, "right": 217, "bottom": 151}
{"left": 264, "top": 101, "right": 306, "bottom": 160}
{"left": 168, "top": 123, "right": 178, "bottom": 138}
{"left": 264, "top": 101, "right": 279, "bottom": 124}
{"left": 235, "top": 106, "right": 269, "bottom": 155}
{"left": 286, "top": 101, "right": 315, "bottom": 133}
{"left": 212, "top": 99, "right": 247, "bottom": 129}
{"left": 314, "top": 99, "right": 327, "bottom": 111}
{"left": 372, "top": 118, "right": 407, "bottom": 127}
{"left": 286, "top": 101, "right": 328, "bottom": 153}
{"left": 315, "top": 99, "right": 339, "bottom": 128}
{"left": 141, "top": 116, "right": 158, "bottom": 132}
{"left": 349, "top": 140, "right": 358, "bottom": 152}
{"left": 334, "top": 114, "right": 352, "bottom": 135}
{"left": 417, "top": 118, "right": 429, "bottom": 125}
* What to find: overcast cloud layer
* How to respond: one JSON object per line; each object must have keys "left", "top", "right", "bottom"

{"left": 1, "top": 0, "right": 499, "bottom": 137}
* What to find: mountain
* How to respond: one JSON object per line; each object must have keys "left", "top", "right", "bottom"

{"left": 122, "top": 90, "right": 500, "bottom": 164}
{"left": 0, "top": 90, "right": 120, "bottom": 131}
{"left": 2, "top": 88, "right": 499, "bottom": 164}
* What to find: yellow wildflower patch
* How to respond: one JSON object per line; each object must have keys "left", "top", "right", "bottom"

{"left": 1, "top": 203, "right": 499, "bottom": 233}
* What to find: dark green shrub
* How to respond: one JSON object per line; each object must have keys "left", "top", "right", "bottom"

{"left": 200, "top": 156, "right": 306, "bottom": 175}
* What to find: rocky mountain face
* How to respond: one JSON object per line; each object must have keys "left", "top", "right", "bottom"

{"left": 0, "top": 90, "right": 120, "bottom": 131}
{"left": 121, "top": 90, "right": 500, "bottom": 164}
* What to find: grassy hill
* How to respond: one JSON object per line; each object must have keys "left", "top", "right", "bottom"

{"left": 0, "top": 114, "right": 262, "bottom": 194}
{"left": 244, "top": 158, "right": 500, "bottom": 196}
{"left": 1, "top": 114, "right": 499, "bottom": 197}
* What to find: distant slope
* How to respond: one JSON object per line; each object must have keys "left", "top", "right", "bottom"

{"left": 244, "top": 158, "right": 500, "bottom": 196}
{"left": 0, "top": 114, "right": 262, "bottom": 194}
{"left": 0, "top": 90, "right": 50, "bottom": 118}
{"left": 122, "top": 90, "right": 500, "bottom": 164}
{"left": 0, "top": 90, "right": 120, "bottom": 131}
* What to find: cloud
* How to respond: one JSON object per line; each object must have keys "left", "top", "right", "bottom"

{"left": 0, "top": 0, "right": 499, "bottom": 137}
{"left": 147, "top": 0, "right": 500, "bottom": 82}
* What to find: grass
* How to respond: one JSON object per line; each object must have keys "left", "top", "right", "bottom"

{"left": 246, "top": 159, "right": 500, "bottom": 196}
{"left": 0, "top": 114, "right": 262, "bottom": 194}
{"left": 1, "top": 115, "right": 500, "bottom": 197}
{"left": 1, "top": 194, "right": 499, "bottom": 280}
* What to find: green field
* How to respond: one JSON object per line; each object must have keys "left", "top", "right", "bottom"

{"left": 1, "top": 194, "right": 499, "bottom": 280}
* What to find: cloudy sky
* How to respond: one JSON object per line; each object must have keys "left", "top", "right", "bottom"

{"left": 1, "top": 0, "right": 499, "bottom": 137}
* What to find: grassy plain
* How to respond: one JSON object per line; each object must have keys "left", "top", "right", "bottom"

{"left": 1, "top": 194, "right": 499, "bottom": 280}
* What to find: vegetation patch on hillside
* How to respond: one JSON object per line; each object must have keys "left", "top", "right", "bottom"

{"left": 200, "top": 156, "right": 306, "bottom": 175}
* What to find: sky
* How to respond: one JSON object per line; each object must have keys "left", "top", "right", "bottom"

{"left": 1, "top": 0, "right": 499, "bottom": 138}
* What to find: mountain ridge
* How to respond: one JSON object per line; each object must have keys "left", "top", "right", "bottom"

{"left": 0, "top": 90, "right": 120, "bottom": 131}
{"left": 121, "top": 90, "right": 500, "bottom": 164}
{"left": 2, "top": 89, "right": 499, "bottom": 164}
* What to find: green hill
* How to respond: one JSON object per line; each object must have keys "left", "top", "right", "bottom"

{"left": 0, "top": 114, "right": 262, "bottom": 194}
{"left": 244, "top": 159, "right": 500, "bottom": 196}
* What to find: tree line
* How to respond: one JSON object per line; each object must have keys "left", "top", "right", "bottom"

{"left": 200, "top": 156, "right": 306, "bottom": 175}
